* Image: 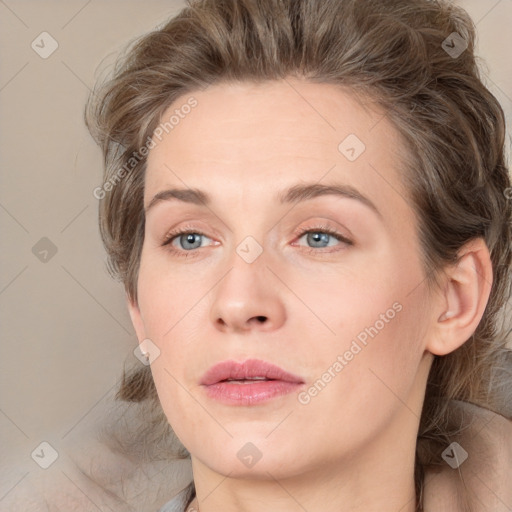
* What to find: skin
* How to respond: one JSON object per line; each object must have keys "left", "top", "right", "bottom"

{"left": 127, "top": 78, "right": 493, "bottom": 512}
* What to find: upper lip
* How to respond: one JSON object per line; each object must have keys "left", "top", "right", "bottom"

{"left": 200, "top": 358, "right": 304, "bottom": 386}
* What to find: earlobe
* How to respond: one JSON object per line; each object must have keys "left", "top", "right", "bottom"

{"left": 126, "top": 294, "right": 147, "bottom": 342}
{"left": 427, "top": 238, "right": 493, "bottom": 356}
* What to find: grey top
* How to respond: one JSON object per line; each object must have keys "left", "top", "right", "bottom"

{"left": 157, "top": 486, "right": 193, "bottom": 512}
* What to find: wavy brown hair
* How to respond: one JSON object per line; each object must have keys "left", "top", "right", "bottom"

{"left": 85, "top": 0, "right": 512, "bottom": 510}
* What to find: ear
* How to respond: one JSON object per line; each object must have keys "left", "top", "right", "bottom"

{"left": 426, "top": 238, "right": 493, "bottom": 356}
{"left": 126, "top": 293, "right": 147, "bottom": 343}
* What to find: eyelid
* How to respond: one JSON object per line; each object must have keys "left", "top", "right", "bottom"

{"left": 161, "top": 220, "right": 222, "bottom": 245}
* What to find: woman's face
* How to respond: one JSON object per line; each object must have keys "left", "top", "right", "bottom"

{"left": 129, "top": 78, "right": 436, "bottom": 481}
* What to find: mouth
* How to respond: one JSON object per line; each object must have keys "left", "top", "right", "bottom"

{"left": 201, "top": 358, "right": 304, "bottom": 385}
{"left": 221, "top": 376, "right": 271, "bottom": 383}
{"left": 200, "top": 358, "right": 304, "bottom": 405}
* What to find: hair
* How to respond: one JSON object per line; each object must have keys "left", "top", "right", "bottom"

{"left": 84, "top": 0, "right": 512, "bottom": 510}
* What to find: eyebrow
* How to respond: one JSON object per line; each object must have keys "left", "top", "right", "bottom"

{"left": 145, "top": 182, "right": 382, "bottom": 218}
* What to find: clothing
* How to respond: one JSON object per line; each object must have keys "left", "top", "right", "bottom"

{"left": 422, "top": 400, "right": 512, "bottom": 511}
{"left": 158, "top": 486, "right": 192, "bottom": 512}
{"left": 156, "top": 401, "right": 512, "bottom": 512}
{"left": 157, "top": 487, "right": 191, "bottom": 512}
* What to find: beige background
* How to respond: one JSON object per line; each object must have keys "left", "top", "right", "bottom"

{"left": 0, "top": 1, "right": 511, "bottom": 510}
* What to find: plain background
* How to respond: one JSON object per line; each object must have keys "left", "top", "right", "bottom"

{"left": 0, "top": 0, "right": 511, "bottom": 510}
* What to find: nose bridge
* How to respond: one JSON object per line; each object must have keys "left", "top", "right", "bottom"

{"left": 220, "top": 202, "right": 272, "bottom": 278}
{"left": 219, "top": 233, "right": 269, "bottom": 301}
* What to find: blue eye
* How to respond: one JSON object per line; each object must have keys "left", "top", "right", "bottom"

{"left": 177, "top": 232, "right": 204, "bottom": 250}
{"left": 300, "top": 231, "right": 339, "bottom": 248}
{"left": 294, "top": 226, "right": 353, "bottom": 251}
{"left": 163, "top": 231, "right": 211, "bottom": 252}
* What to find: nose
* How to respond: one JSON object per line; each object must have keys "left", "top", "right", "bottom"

{"left": 209, "top": 247, "right": 286, "bottom": 334}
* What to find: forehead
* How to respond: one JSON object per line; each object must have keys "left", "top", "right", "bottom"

{"left": 144, "top": 78, "right": 411, "bottom": 216}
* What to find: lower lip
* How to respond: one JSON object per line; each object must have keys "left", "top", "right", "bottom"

{"left": 202, "top": 380, "right": 303, "bottom": 405}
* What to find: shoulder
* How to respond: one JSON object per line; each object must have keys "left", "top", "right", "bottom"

{"left": 423, "top": 400, "right": 512, "bottom": 512}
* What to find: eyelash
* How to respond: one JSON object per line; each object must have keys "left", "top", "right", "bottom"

{"left": 161, "top": 224, "right": 353, "bottom": 258}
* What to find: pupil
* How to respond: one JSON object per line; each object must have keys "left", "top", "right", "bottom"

{"left": 309, "top": 232, "right": 328, "bottom": 247}
{"left": 182, "top": 233, "right": 201, "bottom": 249}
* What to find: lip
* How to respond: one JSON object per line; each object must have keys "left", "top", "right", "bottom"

{"left": 200, "top": 358, "right": 304, "bottom": 406}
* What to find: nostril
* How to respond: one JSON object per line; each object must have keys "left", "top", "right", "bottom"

{"left": 255, "top": 316, "right": 267, "bottom": 323}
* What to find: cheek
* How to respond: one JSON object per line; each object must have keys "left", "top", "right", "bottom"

{"left": 134, "top": 254, "right": 212, "bottom": 426}
{"left": 135, "top": 249, "right": 208, "bottom": 339}
{"left": 291, "top": 252, "right": 428, "bottom": 405}
{"left": 289, "top": 286, "right": 427, "bottom": 462}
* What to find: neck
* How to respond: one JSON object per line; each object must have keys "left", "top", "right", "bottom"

{"left": 188, "top": 424, "right": 418, "bottom": 512}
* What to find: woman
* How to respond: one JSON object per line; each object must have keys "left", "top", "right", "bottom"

{"left": 85, "top": 0, "right": 512, "bottom": 510}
